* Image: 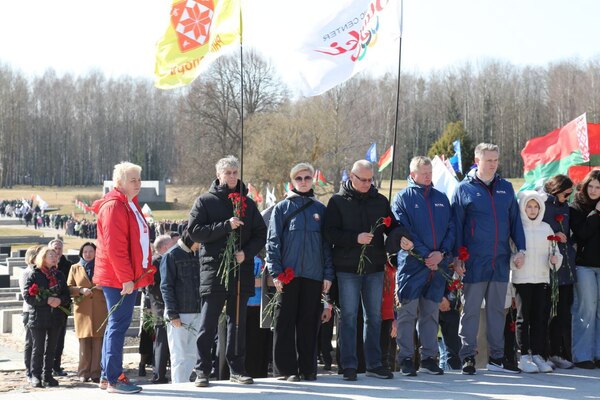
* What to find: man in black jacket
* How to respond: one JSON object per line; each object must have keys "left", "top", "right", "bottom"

{"left": 188, "top": 156, "right": 267, "bottom": 387}
{"left": 325, "top": 160, "right": 399, "bottom": 381}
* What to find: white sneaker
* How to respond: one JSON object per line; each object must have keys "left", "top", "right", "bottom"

{"left": 549, "top": 355, "right": 574, "bottom": 369}
{"left": 532, "top": 355, "right": 553, "bottom": 373}
{"left": 518, "top": 355, "right": 539, "bottom": 373}
{"left": 546, "top": 359, "right": 556, "bottom": 370}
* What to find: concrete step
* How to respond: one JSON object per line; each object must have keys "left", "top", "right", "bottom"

{"left": 1, "top": 308, "right": 22, "bottom": 333}
{"left": 0, "top": 299, "right": 22, "bottom": 308}
{"left": 0, "top": 287, "right": 19, "bottom": 293}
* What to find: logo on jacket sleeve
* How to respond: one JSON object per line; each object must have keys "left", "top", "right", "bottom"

{"left": 313, "top": 213, "right": 320, "bottom": 222}
{"left": 496, "top": 190, "right": 506, "bottom": 194}
{"left": 434, "top": 203, "right": 445, "bottom": 207}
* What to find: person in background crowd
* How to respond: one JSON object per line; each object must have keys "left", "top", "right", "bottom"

{"left": 325, "top": 159, "right": 400, "bottom": 381}
{"left": 145, "top": 234, "right": 175, "bottom": 383}
{"left": 542, "top": 174, "right": 576, "bottom": 369}
{"left": 48, "top": 238, "right": 73, "bottom": 377}
{"left": 23, "top": 247, "right": 71, "bottom": 388}
{"left": 67, "top": 242, "right": 107, "bottom": 383}
{"left": 266, "top": 162, "right": 334, "bottom": 382}
{"left": 19, "top": 245, "right": 43, "bottom": 384}
{"left": 188, "top": 155, "right": 267, "bottom": 387}
{"left": 569, "top": 170, "right": 600, "bottom": 369}
{"left": 511, "top": 191, "right": 559, "bottom": 373}
{"left": 92, "top": 161, "right": 154, "bottom": 394}
{"left": 452, "top": 143, "right": 526, "bottom": 375}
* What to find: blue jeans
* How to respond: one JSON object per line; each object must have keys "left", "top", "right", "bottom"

{"left": 101, "top": 288, "right": 137, "bottom": 384}
{"left": 572, "top": 266, "right": 600, "bottom": 363}
{"left": 337, "top": 271, "right": 383, "bottom": 370}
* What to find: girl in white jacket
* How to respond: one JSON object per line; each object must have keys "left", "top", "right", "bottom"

{"left": 511, "top": 191, "right": 562, "bottom": 373}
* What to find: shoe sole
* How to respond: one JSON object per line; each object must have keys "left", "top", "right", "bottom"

{"left": 462, "top": 369, "right": 476, "bottom": 375}
{"left": 342, "top": 376, "right": 357, "bottom": 381}
{"left": 401, "top": 371, "right": 417, "bottom": 377}
{"left": 107, "top": 388, "right": 142, "bottom": 394}
{"left": 231, "top": 379, "right": 254, "bottom": 384}
{"left": 418, "top": 368, "right": 443, "bottom": 375}
{"left": 194, "top": 381, "right": 209, "bottom": 387}
{"left": 365, "top": 371, "right": 393, "bottom": 379}
{"left": 487, "top": 364, "right": 521, "bottom": 374}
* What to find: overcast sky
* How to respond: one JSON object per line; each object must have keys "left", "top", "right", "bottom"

{"left": 0, "top": 0, "right": 598, "bottom": 83}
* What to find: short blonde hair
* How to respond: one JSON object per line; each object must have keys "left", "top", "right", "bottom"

{"left": 34, "top": 247, "right": 57, "bottom": 269}
{"left": 409, "top": 156, "right": 432, "bottom": 173}
{"left": 289, "top": 162, "right": 315, "bottom": 180}
{"left": 113, "top": 161, "right": 142, "bottom": 188}
{"left": 25, "top": 245, "right": 44, "bottom": 266}
{"left": 474, "top": 143, "right": 500, "bottom": 159}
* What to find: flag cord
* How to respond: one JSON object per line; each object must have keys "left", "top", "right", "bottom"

{"left": 387, "top": 34, "right": 403, "bottom": 201}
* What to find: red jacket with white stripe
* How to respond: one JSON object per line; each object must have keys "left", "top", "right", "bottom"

{"left": 92, "top": 189, "right": 154, "bottom": 290}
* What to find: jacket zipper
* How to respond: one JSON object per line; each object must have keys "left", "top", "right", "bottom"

{"left": 478, "top": 180, "right": 498, "bottom": 271}
{"left": 424, "top": 186, "right": 437, "bottom": 250}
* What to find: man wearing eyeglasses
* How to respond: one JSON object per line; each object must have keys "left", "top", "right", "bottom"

{"left": 325, "top": 160, "right": 399, "bottom": 381}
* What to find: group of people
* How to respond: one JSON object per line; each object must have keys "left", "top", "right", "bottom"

{"left": 18, "top": 143, "right": 600, "bottom": 394}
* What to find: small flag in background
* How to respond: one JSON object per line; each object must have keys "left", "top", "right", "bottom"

{"left": 314, "top": 170, "right": 327, "bottom": 186}
{"left": 247, "top": 183, "right": 263, "bottom": 203}
{"left": 378, "top": 146, "right": 393, "bottom": 172}
{"left": 154, "top": 0, "right": 241, "bottom": 89}
{"left": 142, "top": 203, "right": 153, "bottom": 218}
{"left": 449, "top": 140, "right": 462, "bottom": 174}
{"left": 432, "top": 156, "right": 459, "bottom": 202}
{"left": 265, "top": 186, "right": 277, "bottom": 208}
{"left": 365, "top": 143, "right": 377, "bottom": 163}
{"left": 284, "top": 182, "right": 291, "bottom": 193}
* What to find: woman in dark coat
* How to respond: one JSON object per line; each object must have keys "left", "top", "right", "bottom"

{"left": 23, "top": 246, "right": 71, "bottom": 388}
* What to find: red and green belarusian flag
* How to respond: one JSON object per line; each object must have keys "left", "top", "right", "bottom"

{"left": 378, "top": 146, "right": 393, "bottom": 172}
{"left": 313, "top": 170, "right": 327, "bottom": 186}
{"left": 521, "top": 113, "right": 594, "bottom": 190}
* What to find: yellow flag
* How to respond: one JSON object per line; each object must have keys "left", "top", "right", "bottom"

{"left": 154, "top": 0, "right": 241, "bottom": 89}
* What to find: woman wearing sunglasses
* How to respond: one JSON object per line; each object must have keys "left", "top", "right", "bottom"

{"left": 265, "top": 163, "right": 334, "bottom": 382}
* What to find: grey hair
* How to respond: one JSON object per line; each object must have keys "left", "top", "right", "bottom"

{"left": 48, "top": 239, "right": 64, "bottom": 248}
{"left": 289, "top": 162, "right": 315, "bottom": 180}
{"left": 409, "top": 156, "right": 432, "bottom": 173}
{"left": 215, "top": 155, "right": 240, "bottom": 175}
{"left": 153, "top": 234, "right": 173, "bottom": 253}
{"left": 351, "top": 160, "right": 373, "bottom": 174}
{"left": 112, "top": 161, "right": 142, "bottom": 187}
{"left": 474, "top": 143, "right": 500, "bottom": 159}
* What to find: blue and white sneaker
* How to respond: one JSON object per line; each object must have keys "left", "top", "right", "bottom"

{"left": 107, "top": 381, "right": 143, "bottom": 394}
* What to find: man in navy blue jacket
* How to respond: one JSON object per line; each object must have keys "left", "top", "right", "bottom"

{"left": 392, "top": 156, "right": 455, "bottom": 377}
{"left": 452, "top": 143, "right": 526, "bottom": 375}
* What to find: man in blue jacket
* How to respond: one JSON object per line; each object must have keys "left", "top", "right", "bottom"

{"left": 392, "top": 156, "right": 455, "bottom": 377}
{"left": 452, "top": 143, "right": 526, "bottom": 375}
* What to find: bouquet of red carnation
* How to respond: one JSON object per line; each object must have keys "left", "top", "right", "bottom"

{"left": 547, "top": 234, "right": 561, "bottom": 318}
{"left": 262, "top": 267, "right": 294, "bottom": 324}
{"left": 357, "top": 216, "right": 393, "bottom": 275}
{"left": 554, "top": 214, "right": 574, "bottom": 281}
{"left": 218, "top": 192, "right": 248, "bottom": 288}
{"left": 28, "top": 283, "right": 71, "bottom": 316}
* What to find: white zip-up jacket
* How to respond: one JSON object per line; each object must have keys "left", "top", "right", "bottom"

{"left": 511, "top": 191, "right": 563, "bottom": 284}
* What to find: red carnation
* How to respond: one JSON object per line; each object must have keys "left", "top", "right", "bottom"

{"left": 555, "top": 214, "right": 565, "bottom": 223}
{"left": 278, "top": 267, "right": 295, "bottom": 285}
{"left": 382, "top": 216, "right": 392, "bottom": 228}
{"left": 509, "top": 321, "right": 516, "bottom": 333}
{"left": 28, "top": 283, "right": 39, "bottom": 297}
{"left": 547, "top": 235, "right": 559, "bottom": 242}
{"left": 458, "top": 246, "right": 470, "bottom": 262}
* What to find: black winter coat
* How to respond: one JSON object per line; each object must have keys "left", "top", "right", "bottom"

{"left": 543, "top": 194, "right": 577, "bottom": 285}
{"left": 570, "top": 199, "right": 600, "bottom": 269}
{"left": 188, "top": 180, "right": 267, "bottom": 296}
{"left": 325, "top": 181, "right": 400, "bottom": 274}
{"left": 23, "top": 268, "right": 71, "bottom": 329}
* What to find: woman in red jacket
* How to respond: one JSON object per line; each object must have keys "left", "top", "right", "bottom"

{"left": 92, "top": 161, "right": 154, "bottom": 394}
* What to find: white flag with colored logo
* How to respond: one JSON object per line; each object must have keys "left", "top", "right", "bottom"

{"left": 287, "top": 0, "right": 402, "bottom": 96}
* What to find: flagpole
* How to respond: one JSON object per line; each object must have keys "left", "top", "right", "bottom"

{"left": 388, "top": 0, "right": 403, "bottom": 201}
{"left": 235, "top": 5, "right": 244, "bottom": 356}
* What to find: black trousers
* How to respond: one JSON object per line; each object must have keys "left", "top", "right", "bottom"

{"left": 380, "top": 319, "right": 395, "bottom": 369}
{"left": 439, "top": 308, "right": 461, "bottom": 369}
{"left": 153, "top": 324, "right": 170, "bottom": 380}
{"left": 30, "top": 325, "right": 61, "bottom": 379}
{"left": 318, "top": 313, "right": 334, "bottom": 365}
{"left": 549, "top": 284, "right": 574, "bottom": 360}
{"left": 195, "top": 292, "right": 250, "bottom": 376}
{"left": 245, "top": 306, "right": 271, "bottom": 378}
{"left": 23, "top": 313, "right": 32, "bottom": 378}
{"left": 514, "top": 283, "right": 549, "bottom": 355}
{"left": 273, "top": 277, "right": 322, "bottom": 376}
{"left": 52, "top": 316, "right": 68, "bottom": 371}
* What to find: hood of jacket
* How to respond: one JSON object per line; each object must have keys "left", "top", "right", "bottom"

{"left": 517, "top": 190, "right": 547, "bottom": 227}
{"left": 208, "top": 179, "right": 248, "bottom": 200}
{"left": 339, "top": 179, "right": 378, "bottom": 200}
{"left": 92, "top": 188, "right": 136, "bottom": 214}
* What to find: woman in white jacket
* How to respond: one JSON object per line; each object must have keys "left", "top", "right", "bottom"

{"left": 511, "top": 191, "right": 561, "bottom": 373}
